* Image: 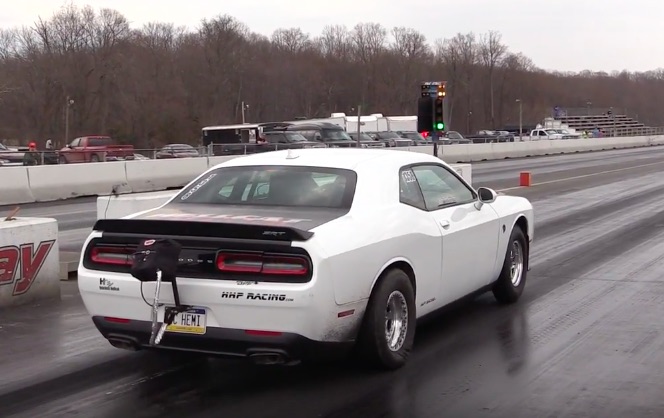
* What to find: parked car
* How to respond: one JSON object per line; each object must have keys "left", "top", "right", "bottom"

{"left": 443, "top": 131, "right": 472, "bottom": 144}
{"left": 397, "top": 131, "right": 430, "bottom": 145}
{"left": 59, "top": 136, "right": 135, "bottom": 163}
{"left": 0, "top": 143, "right": 58, "bottom": 166}
{"left": 257, "top": 132, "right": 326, "bottom": 152}
{"left": 156, "top": 144, "right": 201, "bottom": 159}
{"left": 365, "top": 131, "right": 413, "bottom": 147}
{"left": 349, "top": 132, "right": 385, "bottom": 147}
{"left": 494, "top": 131, "right": 516, "bottom": 142}
{"left": 266, "top": 121, "right": 382, "bottom": 148}
{"left": 0, "top": 143, "right": 27, "bottom": 165}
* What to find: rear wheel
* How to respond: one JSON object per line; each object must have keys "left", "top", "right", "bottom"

{"left": 90, "top": 154, "right": 100, "bottom": 162}
{"left": 492, "top": 226, "right": 528, "bottom": 304}
{"left": 356, "top": 268, "right": 416, "bottom": 370}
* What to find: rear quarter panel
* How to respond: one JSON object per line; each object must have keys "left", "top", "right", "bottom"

{"left": 302, "top": 206, "right": 441, "bottom": 314}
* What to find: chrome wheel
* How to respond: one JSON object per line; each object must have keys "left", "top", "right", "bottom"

{"left": 509, "top": 240, "right": 524, "bottom": 287}
{"left": 385, "top": 290, "right": 409, "bottom": 352}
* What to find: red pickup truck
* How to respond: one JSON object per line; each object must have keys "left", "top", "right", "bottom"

{"left": 59, "top": 136, "right": 135, "bottom": 164}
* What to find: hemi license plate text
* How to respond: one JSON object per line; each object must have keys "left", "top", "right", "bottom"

{"left": 165, "top": 307, "right": 207, "bottom": 335}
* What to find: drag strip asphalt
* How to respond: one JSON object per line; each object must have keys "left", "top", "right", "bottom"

{"left": 3, "top": 146, "right": 664, "bottom": 417}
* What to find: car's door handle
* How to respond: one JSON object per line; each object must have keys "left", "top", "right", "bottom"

{"left": 439, "top": 220, "right": 450, "bottom": 229}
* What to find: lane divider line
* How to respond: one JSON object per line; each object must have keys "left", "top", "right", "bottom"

{"left": 496, "top": 160, "right": 664, "bottom": 192}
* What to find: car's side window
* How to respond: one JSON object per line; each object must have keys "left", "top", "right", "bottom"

{"left": 399, "top": 168, "right": 426, "bottom": 210}
{"left": 411, "top": 165, "right": 476, "bottom": 211}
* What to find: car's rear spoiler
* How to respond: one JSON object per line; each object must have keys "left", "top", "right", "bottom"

{"left": 92, "top": 219, "right": 314, "bottom": 242}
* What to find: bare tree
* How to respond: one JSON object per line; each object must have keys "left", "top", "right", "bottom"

{"left": 351, "top": 23, "right": 387, "bottom": 108}
{"left": 390, "top": 27, "right": 431, "bottom": 112}
{"left": 479, "top": 30, "right": 507, "bottom": 128}
{"left": 0, "top": 8, "right": 662, "bottom": 143}
{"left": 271, "top": 28, "right": 311, "bottom": 54}
{"left": 316, "top": 25, "right": 352, "bottom": 59}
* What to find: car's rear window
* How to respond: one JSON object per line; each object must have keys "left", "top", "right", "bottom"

{"left": 174, "top": 165, "right": 357, "bottom": 208}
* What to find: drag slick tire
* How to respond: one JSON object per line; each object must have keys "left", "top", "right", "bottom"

{"left": 492, "top": 225, "right": 528, "bottom": 304}
{"left": 356, "top": 268, "right": 416, "bottom": 370}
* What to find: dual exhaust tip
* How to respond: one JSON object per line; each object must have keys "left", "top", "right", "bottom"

{"left": 108, "top": 336, "right": 140, "bottom": 351}
{"left": 107, "top": 337, "right": 297, "bottom": 366}
{"left": 248, "top": 351, "right": 293, "bottom": 366}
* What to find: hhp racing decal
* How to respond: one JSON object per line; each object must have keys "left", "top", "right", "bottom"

{"left": 221, "top": 291, "right": 294, "bottom": 302}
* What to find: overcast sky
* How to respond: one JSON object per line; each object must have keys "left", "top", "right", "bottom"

{"left": 2, "top": 0, "right": 661, "bottom": 73}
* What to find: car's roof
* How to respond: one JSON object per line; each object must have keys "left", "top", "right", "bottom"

{"left": 212, "top": 148, "right": 445, "bottom": 171}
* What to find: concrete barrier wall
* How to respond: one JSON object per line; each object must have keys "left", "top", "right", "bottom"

{"left": 28, "top": 162, "right": 129, "bottom": 202}
{"left": 0, "top": 167, "right": 34, "bottom": 206}
{"left": 438, "top": 135, "right": 664, "bottom": 163}
{"left": 97, "top": 190, "right": 175, "bottom": 220}
{"left": 3, "top": 135, "right": 663, "bottom": 206}
{"left": 96, "top": 163, "right": 474, "bottom": 220}
{"left": 453, "top": 164, "right": 472, "bottom": 185}
{"left": 125, "top": 158, "right": 210, "bottom": 193}
{"left": 0, "top": 218, "right": 60, "bottom": 308}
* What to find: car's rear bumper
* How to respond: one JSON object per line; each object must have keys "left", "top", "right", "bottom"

{"left": 92, "top": 315, "right": 354, "bottom": 363}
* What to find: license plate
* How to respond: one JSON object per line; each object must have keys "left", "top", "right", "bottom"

{"left": 165, "top": 307, "right": 207, "bottom": 335}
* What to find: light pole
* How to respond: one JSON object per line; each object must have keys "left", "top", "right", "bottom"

{"left": 241, "top": 101, "right": 249, "bottom": 124}
{"left": 356, "top": 105, "right": 361, "bottom": 147}
{"left": 64, "top": 96, "right": 74, "bottom": 147}
{"left": 516, "top": 99, "right": 523, "bottom": 141}
{"left": 467, "top": 111, "right": 472, "bottom": 135}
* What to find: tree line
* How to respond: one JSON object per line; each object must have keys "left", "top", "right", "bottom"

{"left": 0, "top": 3, "right": 663, "bottom": 148}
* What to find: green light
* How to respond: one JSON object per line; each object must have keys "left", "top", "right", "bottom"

{"left": 435, "top": 123, "right": 444, "bottom": 130}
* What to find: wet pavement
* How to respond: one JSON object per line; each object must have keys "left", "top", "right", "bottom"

{"left": 3, "top": 147, "right": 664, "bottom": 417}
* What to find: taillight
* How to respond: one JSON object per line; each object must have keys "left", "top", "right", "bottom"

{"left": 244, "top": 330, "right": 282, "bottom": 337}
{"left": 104, "top": 317, "right": 131, "bottom": 323}
{"left": 216, "top": 253, "right": 263, "bottom": 273}
{"left": 216, "top": 252, "right": 309, "bottom": 276}
{"left": 262, "top": 256, "right": 308, "bottom": 275}
{"left": 90, "top": 245, "right": 134, "bottom": 266}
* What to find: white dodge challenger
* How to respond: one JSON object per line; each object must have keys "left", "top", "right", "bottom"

{"left": 78, "top": 148, "right": 534, "bottom": 370}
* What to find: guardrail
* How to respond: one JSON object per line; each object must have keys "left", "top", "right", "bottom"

{"left": 1, "top": 134, "right": 663, "bottom": 206}
{"left": 5, "top": 128, "right": 664, "bottom": 167}
{"left": 1, "top": 142, "right": 420, "bottom": 166}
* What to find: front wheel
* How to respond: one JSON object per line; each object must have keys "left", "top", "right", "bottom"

{"left": 492, "top": 226, "right": 528, "bottom": 304}
{"left": 356, "top": 268, "right": 416, "bottom": 370}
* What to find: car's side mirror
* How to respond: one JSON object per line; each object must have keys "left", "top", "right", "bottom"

{"left": 478, "top": 187, "right": 497, "bottom": 203}
{"left": 475, "top": 187, "right": 497, "bottom": 210}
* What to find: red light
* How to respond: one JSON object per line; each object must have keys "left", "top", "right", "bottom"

{"left": 91, "top": 246, "right": 134, "bottom": 265}
{"left": 104, "top": 317, "right": 131, "bottom": 323}
{"left": 420, "top": 131, "right": 429, "bottom": 138}
{"left": 244, "top": 330, "right": 282, "bottom": 337}
{"left": 216, "top": 252, "right": 308, "bottom": 276}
